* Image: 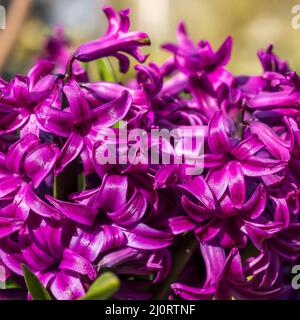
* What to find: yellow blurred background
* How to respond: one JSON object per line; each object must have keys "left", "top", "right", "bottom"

{"left": 1, "top": 0, "right": 300, "bottom": 77}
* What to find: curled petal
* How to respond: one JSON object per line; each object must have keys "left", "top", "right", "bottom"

{"left": 46, "top": 195, "right": 98, "bottom": 226}
{"left": 24, "top": 186, "right": 61, "bottom": 220}
{"left": 91, "top": 91, "right": 132, "bottom": 128}
{"left": 63, "top": 79, "right": 91, "bottom": 123}
{"left": 208, "top": 111, "right": 231, "bottom": 154}
{"left": 59, "top": 248, "right": 97, "bottom": 280}
{"left": 24, "top": 143, "right": 59, "bottom": 188}
{"left": 250, "top": 121, "right": 290, "bottom": 161}
{"left": 55, "top": 132, "right": 84, "bottom": 175}
{"left": 6, "top": 134, "right": 39, "bottom": 173}
{"left": 168, "top": 216, "right": 196, "bottom": 234}
{"left": 242, "top": 184, "right": 266, "bottom": 219}
{"left": 50, "top": 271, "right": 85, "bottom": 300}
{"left": 226, "top": 161, "right": 245, "bottom": 207}
{"left": 107, "top": 189, "right": 147, "bottom": 226}
{"left": 121, "top": 224, "right": 173, "bottom": 250}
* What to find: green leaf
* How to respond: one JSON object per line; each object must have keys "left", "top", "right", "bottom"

{"left": 96, "top": 58, "right": 116, "bottom": 82}
{"left": 80, "top": 272, "right": 120, "bottom": 300}
{"left": 21, "top": 264, "right": 52, "bottom": 300}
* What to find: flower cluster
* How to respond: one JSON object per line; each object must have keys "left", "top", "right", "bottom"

{"left": 0, "top": 6, "right": 299, "bottom": 300}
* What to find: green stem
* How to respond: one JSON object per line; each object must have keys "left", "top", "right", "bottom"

{"left": 151, "top": 232, "right": 198, "bottom": 300}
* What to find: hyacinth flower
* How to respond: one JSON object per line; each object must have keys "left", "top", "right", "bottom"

{"left": 37, "top": 79, "right": 132, "bottom": 174}
{"left": 160, "top": 23, "right": 233, "bottom": 97}
{"left": 0, "top": 135, "right": 59, "bottom": 238}
{"left": 0, "top": 60, "right": 59, "bottom": 135}
{"left": 171, "top": 244, "right": 281, "bottom": 300}
{"left": 1, "top": 4, "right": 300, "bottom": 301}
{"left": 204, "top": 111, "right": 288, "bottom": 179}
{"left": 69, "top": 173, "right": 174, "bottom": 250}
{"left": 163, "top": 23, "right": 232, "bottom": 75}
{"left": 97, "top": 247, "right": 171, "bottom": 285}
{"left": 168, "top": 173, "right": 267, "bottom": 248}
{"left": 7, "top": 221, "right": 108, "bottom": 300}
{"left": 257, "top": 45, "right": 290, "bottom": 74}
{"left": 244, "top": 197, "right": 300, "bottom": 289}
{"left": 73, "top": 6, "right": 150, "bottom": 72}
{"left": 154, "top": 109, "right": 289, "bottom": 194}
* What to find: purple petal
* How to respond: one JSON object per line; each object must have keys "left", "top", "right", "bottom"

{"left": 24, "top": 143, "right": 59, "bottom": 188}
{"left": 121, "top": 223, "right": 173, "bottom": 250}
{"left": 208, "top": 111, "right": 231, "bottom": 154}
{"left": 63, "top": 79, "right": 91, "bottom": 123}
{"left": 24, "top": 186, "right": 62, "bottom": 220}
{"left": 91, "top": 91, "right": 132, "bottom": 128}
{"left": 59, "top": 248, "right": 97, "bottom": 280}
{"left": 50, "top": 271, "right": 85, "bottom": 300}
{"left": 55, "top": 132, "right": 84, "bottom": 175}
{"left": 45, "top": 195, "right": 98, "bottom": 226}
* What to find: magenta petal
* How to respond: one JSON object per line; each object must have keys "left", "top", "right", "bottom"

{"left": 0, "top": 176, "right": 24, "bottom": 198}
{"left": 24, "top": 186, "right": 62, "bottom": 220}
{"left": 91, "top": 90, "right": 132, "bottom": 128}
{"left": 247, "top": 91, "right": 300, "bottom": 109}
{"left": 22, "top": 242, "right": 55, "bottom": 270}
{"left": 55, "top": 132, "right": 84, "bottom": 175}
{"left": 168, "top": 216, "right": 196, "bottom": 234}
{"left": 195, "top": 219, "right": 220, "bottom": 242}
{"left": 242, "top": 184, "right": 266, "bottom": 219}
{"left": 0, "top": 217, "right": 23, "bottom": 238}
{"left": 0, "top": 246, "right": 23, "bottom": 275}
{"left": 107, "top": 189, "right": 147, "bottom": 226}
{"left": 250, "top": 121, "right": 290, "bottom": 161}
{"left": 59, "top": 248, "right": 97, "bottom": 280}
{"left": 226, "top": 161, "right": 246, "bottom": 207}
{"left": 27, "top": 60, "right": 54, "bottom": 88}
{"left": 24, "top": 143, "right": 59, "bottom": 188}
{"left": 121, "top": 224, "right": 173, "bottom": 250}
{"left": 206, "top": 166, "right": 228, "bottom": 200}
{"left": 5, "top": 134, "right": 39, "bottom": 173}
{"left": 231, "top": 135, "right": 264, "bottom": 161}
{"left": 63, "top": 79, "right": 91, "bottom": 123}
{"left": 0, "top": 111, "right": 28, "bottom": 135}
{"left": 208, "top": 111, "right": 231, "bottom": 154}
{"left": 178, "top": 176, "right": 215, "bottom": 210}
{"left": 30, "top": 75, "right": 58, "bottom": 102}
{"left": 271, "top": 197, "right": 290, "bottom": 226}
{"left": 50, "top": 271, "right": 85, "bottom": 300}
{"left": 181, "top": 195, "right": 213, "bottom": 222}
{"left": 98, "top": 247, "right": 141, "bottom": 270}
{"left": 171, "top": 283, "right": 215, "bottom": 300}
{"left": 45, "top": 195, "right": 98, "bottom": 226}
{"left": 240, "top": 156, "right": 286, "bottom": 176}
{"left": 70, "top": 225, "right": 125, "bottom": 267}
{"left": 89, "top": 173, "right": 128, "bottom": 211}
{"left": 36, "top": 106, "right": 73, "bottom": 137}
{"left": 219, "top": 219, "right": 247, "bottom": 248}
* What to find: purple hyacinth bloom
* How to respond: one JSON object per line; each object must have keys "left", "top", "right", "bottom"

{"left": 171, "top": 244, "right": 281, "bottom": 300}
{"left": 73, "top": 6, "right": 150, "bottom": 72}
{"left": 37, "top": 79, "right": 132, "bottom": 174}
{"left": 0, "top": 61, "right": 58, "bottom": 135}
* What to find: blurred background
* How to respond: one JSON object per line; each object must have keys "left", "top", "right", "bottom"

{"left": 0, "top": 0, "right": 300, "bottom": 78}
